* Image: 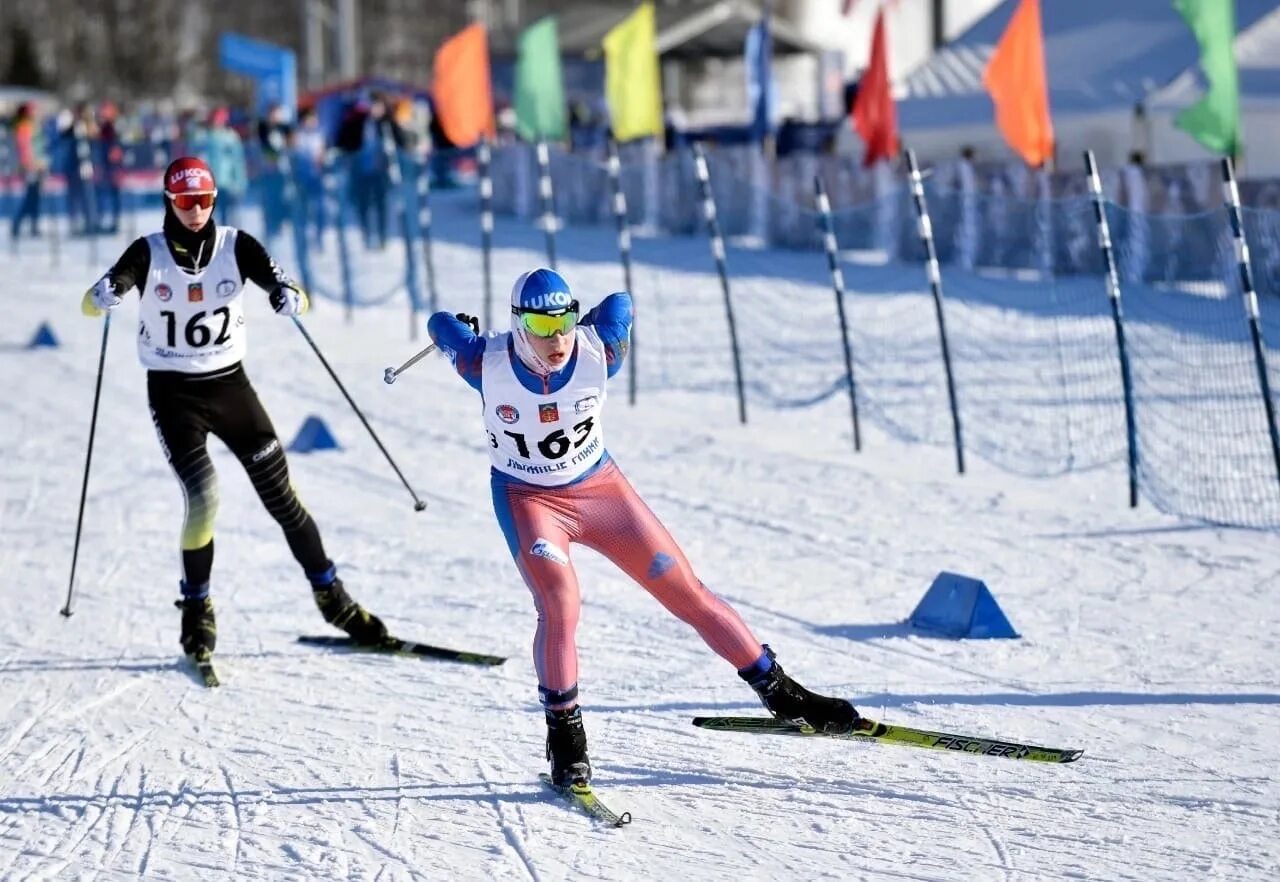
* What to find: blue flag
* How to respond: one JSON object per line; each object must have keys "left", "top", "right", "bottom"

{"left": 744, "top": 14, "right": 776, "bottom": 140}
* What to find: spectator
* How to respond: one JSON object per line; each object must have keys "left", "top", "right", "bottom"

{"left": 57, "top": 104, "right": 98, "bottom": 235}
{"left": 193, "top": 107, "right": 248, "bottom": 226}
{"left": 94, "top": 101, "right": 123, "bottom": 233}
{"left": 257, "top": 103, "right": 293, "bottom": 240}
{"left": 10, "top": 102, "right": 46, "bottom": 240}
{"left": 352, "top": 94, "right": 405, "bottom": 250}
{"left": 291, "top": 106, "right": 327, "bottom": 248}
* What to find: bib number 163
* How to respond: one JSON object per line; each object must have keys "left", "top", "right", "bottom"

{"left": 489, "top": 416, "right": 594, "bottom": 460}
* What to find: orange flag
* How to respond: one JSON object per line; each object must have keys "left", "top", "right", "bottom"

{"left": 433, "top": 23, "right": 496, "bottom": 147}
{"left": 983, "top": 0, "right": 1054, "bottom": 167}
{"left": 851, "top": 7, "right": 898, "bottom": 167}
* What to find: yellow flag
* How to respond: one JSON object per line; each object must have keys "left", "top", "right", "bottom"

{"left": 603, "top": 2, "right": 664, "bottom": 142}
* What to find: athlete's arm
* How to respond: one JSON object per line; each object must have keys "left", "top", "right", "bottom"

{"left": 234, "top": 230, "right": 293, "bottom": 291}
{"left": 579, "top": 291, "right": 632, "bottom": 379}
{"left": 427, "top": 311, "right": 487, "bottom": 392}
{"left": 104, "top": 237, "right": 152, "bottom": 294}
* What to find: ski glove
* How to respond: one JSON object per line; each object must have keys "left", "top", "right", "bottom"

{"left": 82, "top": 277, "right": 122, "bottom": 316}
{"left": 455, "top": 313, "right": 480, "bottom": 335}
{"left": 269, "top": 283, "right": 309, "bottom": 316}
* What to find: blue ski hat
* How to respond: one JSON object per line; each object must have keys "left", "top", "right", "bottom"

{"left": 510, "top": 268, "right": 575, "bottom": 314}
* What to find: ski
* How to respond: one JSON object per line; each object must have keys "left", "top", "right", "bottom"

{"left": 691, "top": 716, "right": 1083, "bottom": 764}
{"left": 297, "top": 635, "right": 506, "bottom": 667}
{"left": 539, "top": 773, "right": 632, "bottom": 828}
{"left": 187, "top": 650, "right": 220, "bottom": 688}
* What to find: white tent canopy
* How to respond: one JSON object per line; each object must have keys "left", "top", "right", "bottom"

{"left": 893, "top": 0, "right": 1280, "bottom": 176}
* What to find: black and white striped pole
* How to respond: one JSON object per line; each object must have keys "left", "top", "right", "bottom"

{"left": 478, "top": 138, "right": 495, "bottom": 330}
{"left": 607, "top": 140, "right": 638, "bottom": 405}
{"left": 417, "top": 140, "right": 439, "bottom": 314}
{"left": 536, "top": 139, "right": 558, "bottom": 269}
{"left": 692, "top": 142, "right": 747, "bottom": 425}
{"left": 814, "top": 175, "right": 862, "bottom": 452}
{"left": 1085, "top": 150, "right": 1140, "bottom": 507}
{"left": 904, "top": 149, "right": 964, "bottom": 474}
{"left": 1222, "top": 156, "right": 1280, "bottom": 488}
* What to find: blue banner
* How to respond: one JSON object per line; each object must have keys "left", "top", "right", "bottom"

{"left": 218, "top": 33, "right": 297, "bottom": 121}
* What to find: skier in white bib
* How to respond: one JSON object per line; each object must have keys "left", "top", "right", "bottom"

{"left": 82, "top": 156, "right": 388, "bottom": 669}
{"left": 428, "top": 268, "right": 858, "bottom": 786}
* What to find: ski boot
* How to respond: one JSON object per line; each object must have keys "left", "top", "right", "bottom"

{"left": 312, "top": 577, "right": 388, "bottom": 645}
{"left": 546, "top": 706, "right": 592, "bottom": 786}
{"left": 741, "top": 647, "right": 858, "bottom": 734}
{"left": 175, "top": 596, "right": 217, "bottom": 657}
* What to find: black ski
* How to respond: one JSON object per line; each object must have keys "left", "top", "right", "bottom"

{"left": 297, "top": 634, "right": 506, "bottom": 667}
{"left": 187, "top": 650, "right": 220, "bottom": 688}
{"left": 692, "top": 715, "right": 1082, "bottom": 764}
{"left": 539, "top": 773, "right": 631, "bottom": 828}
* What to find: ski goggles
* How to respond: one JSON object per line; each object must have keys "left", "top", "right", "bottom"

{"left": 167, "top": 191, "right": 217, "bottom": 210}
{"left": 514, "top": 303, "right": 579, "bottom": 338}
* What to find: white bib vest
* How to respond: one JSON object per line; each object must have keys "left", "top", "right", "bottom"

{"left": 136, "top": 228, "right": 247, "bottom": 373}
{"left": 481, "top": 328, "right": 609, "bottom": 487}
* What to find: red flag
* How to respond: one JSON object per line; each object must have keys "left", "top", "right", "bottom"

{"left": 983, "top": 0, "right": 1054, "bottom": 167}
{"left": 851, "top": 7, "right": 898, "bottom": 167}
{"left": 433, "top": 23, "right": 497, "bottom": 148}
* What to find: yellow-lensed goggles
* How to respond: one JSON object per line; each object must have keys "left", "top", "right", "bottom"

{"left": 515, "top": 304, "right": 579, "bottom": 337}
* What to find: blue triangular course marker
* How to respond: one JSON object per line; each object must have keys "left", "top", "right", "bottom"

{"left": 288, "top": 416, "right": 341, "bottom": 453}
{"left": 907, "top": 571, "right": 1019, "bottom": 639}
{"left": 27, "top": 322, "right": 59, "bottom": 349}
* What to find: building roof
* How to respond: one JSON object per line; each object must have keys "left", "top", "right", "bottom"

{"left": 549, "top": 0, "right": 824, "bottom": 59}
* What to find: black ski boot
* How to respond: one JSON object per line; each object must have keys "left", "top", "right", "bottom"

{"left": 312, "top": 577, "right": 388, "bottom": 645}
{"left": 175, "top": 597, "right": 217, "bottom": 657}
{"left": 742, "top": 648, "right": 858, "bottom": 734}
{"left": 546, "top": 706, "right": 591, "bottom": 786}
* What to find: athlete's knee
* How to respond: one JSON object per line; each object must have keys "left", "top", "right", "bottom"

{"left": 536, "top": 588, "right": 581, "bottom": 633}
{"left": 654, "top": 574, "right": 722, "bottom": 621}
{"left": 530, "top": 575, "right": 581, "bottom": 630}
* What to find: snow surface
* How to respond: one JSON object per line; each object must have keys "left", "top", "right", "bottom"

{"left": 1, "top": 208, "right": 1278, "bottom": 881}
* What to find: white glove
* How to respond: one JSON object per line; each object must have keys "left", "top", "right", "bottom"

{"left": 89, "top": 277, "right": 122, "bottom": 312}
{"left": 269, "top": 283, "right": 309, "bottom": 316}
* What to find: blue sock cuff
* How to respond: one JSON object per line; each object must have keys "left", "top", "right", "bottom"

{"left": 539, "top": 683, "right": 579, "bottom": 709}
{"left": 307, "top": 563, "right": 337, "bottom": 587}
{"left": 738, "top": 648, "right": 775, "bottom": 685}
{"left": 180, "top": 580, "right": 209, "bottom": 600}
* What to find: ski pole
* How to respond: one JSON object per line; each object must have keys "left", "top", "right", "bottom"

{"left": 383, "top": 343, "right": 437, "bottom": 385}
{"left": 291, "top": 318, "right": 427, "bottom": 511}
{"left": 62, "top": 313, "right": 112, "bottom": 617}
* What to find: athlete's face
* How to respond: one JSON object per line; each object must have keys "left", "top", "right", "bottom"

{"left": 173, "top": 200, "right": 213, "bottom": 232}
{"left": 527, "top": 326, "right": 575, "bottom": 368}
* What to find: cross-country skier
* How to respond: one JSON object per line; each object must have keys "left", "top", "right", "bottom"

{"left": 428, "top": 268, "right": 857, "bottom": 786}
{"left": 81, "top": 156, "right": 387, "bottom": 668}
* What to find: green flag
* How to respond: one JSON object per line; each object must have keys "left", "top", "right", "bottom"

{"left": 514, "top": 16, "right": 566, "bottom": 141}
{"left": 1173, "top": 0, "right": 1240, "bottom": 156}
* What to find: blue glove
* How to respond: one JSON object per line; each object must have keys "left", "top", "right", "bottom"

{"left": 455, "top": 313, "right": 480, "bottom": 335}
{"left": 269, "top": 283, "right": 309, "bottom": 316}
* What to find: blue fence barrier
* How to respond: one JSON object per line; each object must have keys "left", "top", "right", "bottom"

{"left": 8, "top": 141, "right": 1279, "bottom": 528}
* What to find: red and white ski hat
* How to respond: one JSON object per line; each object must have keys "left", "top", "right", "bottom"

{"left": 163, "top": 156, "right": 217, "bottom": 194}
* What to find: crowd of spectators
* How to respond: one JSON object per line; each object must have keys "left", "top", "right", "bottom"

{"left": 0, "top": 89, "right": 424, "bottom": 248}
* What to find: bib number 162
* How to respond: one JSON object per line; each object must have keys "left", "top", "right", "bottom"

{"left": 160, "top": 308, "right": 231, "bottom": 348}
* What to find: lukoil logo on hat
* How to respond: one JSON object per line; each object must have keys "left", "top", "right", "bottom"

{"left": 164, "top": 157, "right": 217, "bottom": 194}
